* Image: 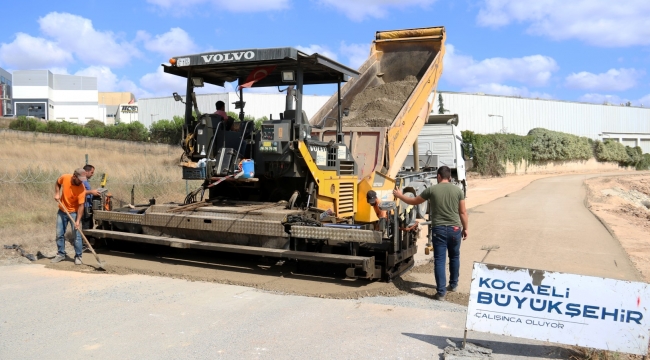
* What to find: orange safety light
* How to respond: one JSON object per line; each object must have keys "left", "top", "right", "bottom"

{"left": 169, "top": 58, "right": 177, "bottom": 65}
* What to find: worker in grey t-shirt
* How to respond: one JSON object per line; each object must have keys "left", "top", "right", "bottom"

{"left": 393, "top": 165, "right": 468, "bottom": 301}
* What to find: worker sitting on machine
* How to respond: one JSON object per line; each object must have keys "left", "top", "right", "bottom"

{"left": 214, "top": 101, "right": 234, "bottom": 131}
{"left": 366, "top": 190, "right": 388, "bottom": 231}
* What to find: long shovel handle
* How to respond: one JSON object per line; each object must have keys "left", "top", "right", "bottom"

{"left": 57, "top": 200, "right": 105, "bottom": 269}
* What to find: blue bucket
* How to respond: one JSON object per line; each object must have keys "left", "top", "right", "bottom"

{"left": 241, "top": 159, "right": 255, "bottom": 178}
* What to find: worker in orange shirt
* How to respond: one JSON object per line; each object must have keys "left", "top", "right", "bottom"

{"left": 366, "top": 190, "right": 388, "bottom": 231}
{"left": 51, "top": 168, "right": 87, "bottom": 265}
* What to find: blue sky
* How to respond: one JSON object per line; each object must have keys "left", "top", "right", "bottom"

{"left": 1, "top": 0, "right": 650, "bottom": 105}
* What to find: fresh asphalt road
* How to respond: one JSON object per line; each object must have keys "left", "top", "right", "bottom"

{"left": 0, "top": 265, "right": 568, "bottom": 360}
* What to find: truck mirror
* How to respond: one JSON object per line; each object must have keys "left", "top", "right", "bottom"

{"left": 468, "top": 144, "right": 475, "bottom": 159}
{"left": 173, "top": 92, "right": 183, "bottom": 102}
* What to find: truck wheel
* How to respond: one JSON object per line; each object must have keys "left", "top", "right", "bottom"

{"left": 416, "top": 201, "right": 428, "bottom": 220}
{"left": 406, "top": 182, "right": 428, "bottom": 219}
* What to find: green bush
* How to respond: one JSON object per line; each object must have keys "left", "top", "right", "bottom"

{"left": 150, "top": 116, "right": 184, "bottom": 145}
{"left": 461, "top": 131, "right": 532, "bottom": 176}
{"left": 462, "top": 128, "right": 629, "bottom": 177}
{"left": 637, "top": 153, "right": 650, "bottom": 170}
{"left": 254, "top": 116, "right": 268, "bottom": 130}
{"left": 8, "top": 117, "right": 149, "bottom": 142}
{"left": 85, "top": 120, "right": 105, "bottom": 130}
{"left": 9, "top": 116, "right": 40, "bottom": 131}
{"left": 528, "top": 128, "right": 592, "bottom": 161}
{"left": 594, "top": 140, "right": 628, "bottom": 163}
{"left": 625, "top": 146, "right": 644, "bottom": 167}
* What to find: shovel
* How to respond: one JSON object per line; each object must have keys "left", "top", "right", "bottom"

{"left": 480, "top": 245, "right": 500, "bottom": 262}
{"left": 57, "top": 200, "right": 106, "bottom": 270}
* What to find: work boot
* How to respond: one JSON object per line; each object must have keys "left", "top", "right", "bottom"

{"left": 446, "top": 285, "right": 458, "bottom": 293}
{"left": 50, "top": 254, "right": 65, "bottom": 263}
{"left": 74, "top": 257, "right": 82, "bottom": 265}
{"left": 434, "top": 292, "right": 446, "bottom": 301}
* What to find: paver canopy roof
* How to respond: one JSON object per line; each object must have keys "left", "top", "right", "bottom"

{"left": 163, "top": 47, "right": 359, "bottom": 88}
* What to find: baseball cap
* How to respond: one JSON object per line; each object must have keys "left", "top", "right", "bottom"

{"left": 73, "top": 168, "right": 87, "bottom": 181}
{"left": 366, "top": 190, "right": 378, "bottom": 205}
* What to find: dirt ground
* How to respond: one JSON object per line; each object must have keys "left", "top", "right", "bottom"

{"left": 585, "top": 174, "right": 650, "bottom": 280}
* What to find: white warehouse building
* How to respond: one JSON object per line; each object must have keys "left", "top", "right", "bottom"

{"left": 138, "top": 92, "right": 330, "bottom": 128}
{"left": 12, "top": 70, "right": 98, "bottom": 122}
{"left": 136, "top": 89, "right": 650, "bottom": 154}
{"left": 435, "top": 91, "right": 650, "bottom": 154}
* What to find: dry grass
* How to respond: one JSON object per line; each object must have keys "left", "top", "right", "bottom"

{"left": 0, "top": 130, "right": 201, "bottom": 260}
{"left": 0, "top": 118, "right": 14, "bottom": 129}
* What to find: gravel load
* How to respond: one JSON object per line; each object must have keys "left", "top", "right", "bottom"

{"left": 342, "top": 75, "right": 418, "bottom": 127}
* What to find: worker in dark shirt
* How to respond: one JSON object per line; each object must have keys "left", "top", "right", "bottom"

{"left": 393, "top": 166, "right": 468, "bottom": 301}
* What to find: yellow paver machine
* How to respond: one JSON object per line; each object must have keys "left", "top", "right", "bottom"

{"left": 86, "top": 26, "right": 447, "bottom": 281}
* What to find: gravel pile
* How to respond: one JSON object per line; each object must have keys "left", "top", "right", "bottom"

{"left": 342, "top": 75, "right": 418, "bottom": 127}
{"left": 601, "top": 187, "right": 650, "bottom": 209}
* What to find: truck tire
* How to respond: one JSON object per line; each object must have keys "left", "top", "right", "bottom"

{"left": 416, "top": 200, "right": 429, "bottom": 220}
{"left": 404, "top": 182, "right": 429, "bottom": 219}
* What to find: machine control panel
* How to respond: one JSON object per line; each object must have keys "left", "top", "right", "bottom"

{"left": 261, "top": 125, "right": 275, "bottom": 141}
{"left": 259, "top": 122, "right": 291, "bottom": 154}
{"left": 259, "top": 141, "right": 281, "bottom": 153}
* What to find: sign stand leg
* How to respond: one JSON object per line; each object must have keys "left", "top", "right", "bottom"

{"left": 462, "top": 329, "right": 467, "bottom": 349}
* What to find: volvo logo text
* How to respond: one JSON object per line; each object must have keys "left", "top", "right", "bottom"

{"left": 201, "top": 51, "right": 255, "bottom": 63}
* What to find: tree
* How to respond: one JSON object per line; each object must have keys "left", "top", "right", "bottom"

{"left": 254, "top": 116, "right": 268, "bottom": 130}
{"left": 438, "top": 93, "right": 448, "bottom": 114}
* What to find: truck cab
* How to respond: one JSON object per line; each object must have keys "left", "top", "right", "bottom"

{"left": 402, "top": 114, "right": 467, "bottom": 196}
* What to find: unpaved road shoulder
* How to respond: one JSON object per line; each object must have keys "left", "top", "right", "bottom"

{"left": 585, "top": 173, "right": 650, "bottom": 280}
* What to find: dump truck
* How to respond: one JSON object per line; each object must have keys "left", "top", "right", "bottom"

{"left": 401, "top": 114, "right": 468, "bottom": 198}
{"left": 85, "top": 26, "right": 446, "bottom": 281}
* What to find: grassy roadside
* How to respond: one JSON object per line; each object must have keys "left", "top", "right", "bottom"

{"left": 0, "top": 130, "right": 199, "bottom": 260}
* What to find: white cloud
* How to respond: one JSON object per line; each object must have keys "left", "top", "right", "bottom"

{"left": 443, "top": 44, "right": 559, "bottom": 88}
{"left": 318, "top": 0, "right": 437, "bottom": 21}
{"left": 138, "top": 28, "right": 198, "bottom": 58}
{"left": 638, "top": 94, "right": 650, "bottom": 107}
{"left": 477, "top": 0, "right": 650, "bottom": 47}
{"left": 0, "top": 33, "right": 73, "bottom": 69}
{"left": 74, "top": 65, "right": 153, "bottom": 99}
{"left": 463, "top": 83, "right": 553, "bottom": 99}
{"left": 38, "top": 12, "right": 139, "bottom": 68}
{"left": 139, "top": 66, "right": 230, "bottom": 98}
{"left": 147, "top": 0, "right": 288, "bottom": 13}
{"left": 340, "top": 42, "right": 368, "bottom": 70}
{"left": 579, "top": 93, "right": 628, "bottom": 105}
{"left": 75, "top": 66, "right": 120, "bottom": 91}
{"left": 565, "top": 68, "right": 643, "bottom": 92}
{"left": 296, "top": 45, "right": 338, "bottom": 60}
{"left": 48, "top": 67, "right": 70, "bottom": 75}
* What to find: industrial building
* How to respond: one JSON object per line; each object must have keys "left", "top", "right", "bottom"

{"left": 99, "top": 92, "right": 136, "bottom": 124}
{"left": 138, "top": 92, "right": 329, "bottom": 128}
{"left": 435, "top": 91, "right": 650, "bottom": 154}
{"left": 137, "top": 90, "right": 650, "bottom": 153}
{"left": 0, "top": 67, "right": 12, "bottom": 117}
{"left": 4, "top": 67, "right": 650, "bottom": 154}
{"left": 12, "top": 70, "right": 98, "bottom": 122}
